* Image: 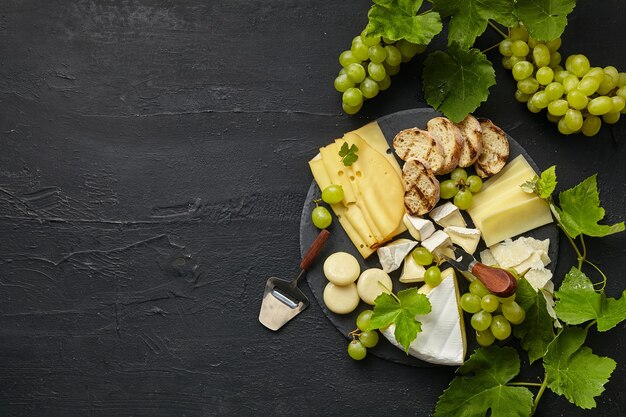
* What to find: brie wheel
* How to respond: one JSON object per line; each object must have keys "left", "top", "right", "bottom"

{"left": 357, "top": 268, "right": 392, "bottom": 305}
{"left": 323, "top": 282, "right": 360, "bottom": 314}
{"left": 323, "top": 252, "right": 360, "bottom": 286}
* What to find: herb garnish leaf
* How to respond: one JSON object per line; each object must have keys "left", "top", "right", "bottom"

{"left": 338, "top": 142, "right": 359, "bottom": 166}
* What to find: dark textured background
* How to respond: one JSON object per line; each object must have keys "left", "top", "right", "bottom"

{"left": 0, "top": 1, "right": 624, "bottom": 416}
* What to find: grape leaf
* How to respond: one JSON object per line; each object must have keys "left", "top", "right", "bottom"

{"left": 555, "top": 174, "right": 625, "bottom": 239}
{"left": 555, "top": 267, "right": 626, "bottom": 332}
{"left": 432, "top": 0, "right": 516, "bottom": 49}
{"left": 513, "top": 278, "right": 555, "bottom": 363}
{"left": 514, "top": 0, "right": 576, "bottom": 41}
{"left": 544, "top": 327, "right": 616, "bottom": 409}
{"left": 366, "top": 0, "right": 443, "bottom": 45}
{"left": 434, "top": 347, "right": 534, "bottom": 417}
{"left": 423, "top": 44, "right": 495, "bottom": 123}
{"left": 369, "top": 288, "right": 431, "bottom": 352}
{"left": 537, "top": 165, "right": 557, "bottom": 199}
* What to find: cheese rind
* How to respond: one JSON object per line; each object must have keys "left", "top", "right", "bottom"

{"left": 377, "top": 239, "right": 418, "bottom": 273}
{"left": 429, "top": 202, "right": 466, "bottom": 228}
{"left": 444, "top": 226, "right": 481, "bottom": 255}
{"left": 421, "top": 230, "right": 452, "bottom": 257}
{"left": 403, "top": 214, "right": 436, "bottom": 241}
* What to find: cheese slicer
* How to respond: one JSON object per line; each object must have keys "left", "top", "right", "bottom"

{"left": 259, "top": 229, "right": 330, "bottom": 331}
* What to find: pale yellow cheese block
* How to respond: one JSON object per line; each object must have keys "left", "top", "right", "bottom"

{"left": 350, "top": 122, "right": 402, "bottom": 177}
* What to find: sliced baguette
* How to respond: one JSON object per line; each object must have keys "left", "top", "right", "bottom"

{"left": 474, "top": 118, "right": 510, "bottom": 178}
{"left": 426, "top": 117, "right": 464, "bottom": 174}
{"left": 456, "top": 114, "right": 483, "bottom": 167}
{"left": 402, "top": 159, "right": 440, "bottom": 216}
{"left": 393, "top": 128, "right": 447, "bottom": 174}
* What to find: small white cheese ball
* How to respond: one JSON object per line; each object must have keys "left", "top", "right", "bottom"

{"left": 357, "top": 268, "right": 393, "bottom": 305}
{"left": 323, "top": 282, "right": 360, "bottom": 314}
{"left": 323, "top": 252, "right": 360, "bottom": 286}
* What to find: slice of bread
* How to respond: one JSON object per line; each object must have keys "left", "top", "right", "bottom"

{"left": 474, "top": 118, "right": 510, "bottom": 178}
{"left": 402, "top": 159, "right": 440, "bottom": 216}
{"left": 393, "top": 128, "right": 446, "bottom": 174}
{"left": 426, "top": 117, "right": 464, "bottom": 174}
{"left": 456, "top": 114, "right": 483, "bottom": 167}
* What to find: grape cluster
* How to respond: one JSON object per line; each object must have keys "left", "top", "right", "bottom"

{"left": 347, "top": 310, "right": 380, "bottom": 360}
{"left": 460, "top": 279, "right": 525, "bottom": 345}
{"left": 500, "top": 25, "right": 626, "bottom": 136}
{"left": 440, "top": 168, "right": 483, "bottom": 210}
{"left": 335, "top": 31, "right": 426, "bottom": 114}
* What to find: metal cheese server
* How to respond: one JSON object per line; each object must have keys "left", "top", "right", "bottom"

{"left": 442, "top": 246, "right": 517, "bottom": 297}
{"left": 259, "top": 229, "right": 330, "bottom": 331}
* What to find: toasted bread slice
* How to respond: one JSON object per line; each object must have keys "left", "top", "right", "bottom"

{"left": 474, "top": 118, "right": 510, "bottom": 178}
{"left": 456, "top": 114, "right": 483, "bottom": 167}
{"left": 393, "top": 128, "right": 446, "bottom": 174}
{"left": 426, "top": 117, "right": 464, "bottom": 174}
{"left": 402, "top": 159, "right": 440, "bottom": 216}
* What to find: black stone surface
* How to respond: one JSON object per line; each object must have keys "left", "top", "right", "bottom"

{"left": 0, "top": 1, "right": 624, "bottom": 416}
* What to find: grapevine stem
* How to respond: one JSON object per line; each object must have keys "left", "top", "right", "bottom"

{"left": 481, "top": 43, "right": 501, "bottom": 54}
{"left": 509, "top": 382, "right": 543, "bottom": 387}
{"left": 585, "top": 320, "right": 598, "bottom": 331}
{"left": 488, "top": 21, "right": 508, "bottom": 39}
{"left": 580, "top": 235, "right": 587, "bottom": 266}
{"left": 585, "top": 260, "right": 608, "bottom": 291}
{"left": 531, "top": 374, "right": 549, "bottom": 415}
{"left": 557, "top": 224, "right": 584, "bottom": 266}
{"left": 418, "top": 8, "right": 433, "bottom": 17}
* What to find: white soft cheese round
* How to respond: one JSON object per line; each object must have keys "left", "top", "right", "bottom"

{"left": 323, "top": 252, "right": 360, "bottom": 286}
{"left": 357, "top": 268, "right": 393, "bottom": 305}
{"left": 323, "top": 282, "right": 360, "bottom": 314}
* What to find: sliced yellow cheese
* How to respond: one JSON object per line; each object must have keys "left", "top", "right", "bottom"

{"left": 347, "top": 121, "right": 402, "bottom": 177}
{"left": 469, "top": 185, "right": 539, "bottom": 222}
{"left": 319, "top": 142, "right": 357, "bottom": 205}
{"left": 476, "top": 155, "right": 531, "bottom": 195}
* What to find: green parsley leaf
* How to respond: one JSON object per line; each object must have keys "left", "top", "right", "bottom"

{"left": 366, "top": 0, "right": 443, "bottom": 45}
{"left": 513, "top": 277, "right": 555, "bottom": 363}
{"left": 555, "top": 174, "right": 625, "bottom": 239}
{"left": 555, "top": 267, "right": 626, "bottom": 332}
{"left": 423, "top": 44, "right": 496, "bottom": 123}
{"left": 338, "top": 142, "right": 349, "bottom": 157}
{"left": 338, "top": 143, "right": 359, "bottom": 166}
{"left": 537, "top": 165, "right": 557, "bottom": 199}
{"left": 433, "top": 0, "right": 516, "bottom": 49}
{"left": 369, "top": 288, "right": 431, "bottom": 352}
{"left": 434, "top": 347, "right": 534, "bottom": 417}
{"left": 514, "top": 0, "right": 576, "bottom": 41}
{"left": 544, "top": 326, "right": 616, "bottom": 409}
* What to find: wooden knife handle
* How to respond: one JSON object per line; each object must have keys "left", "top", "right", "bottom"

{"left": 471, "top": 262, "right": 517, "bottom": 297}
{"left": 300, "top": 229, "right": 331, "bottom": 271}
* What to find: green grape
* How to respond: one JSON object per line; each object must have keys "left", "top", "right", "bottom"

{"left": 368, "top": 62, "right": 386, "bottom": 82}
{"left": 321, "top": 184, "right": 344, "bottom": 204}
{"left": 554, "top": 69, "right": 570, "bottom": 84}
{"left": 511, "top": 40, "right": 530, "bottom": 57}
{"left": 339, "top": 50, "right": 359, "bottom": 67}
{"left": 460, "top": 293, "right": 482, "bottom": 314}
{"left": 549, "top": 51, "right": 562, "bottom": 68}
{"left": 545, "top": 38, "right": 562, "bottom": 52}
{"left": 343, "top": 87, "right": 363, "bottom": 107}
{"left": 481, "top": 294, "right": 500, "bottom": 313}
{"left": 517, "top": 78, "right": 539, "bottom": 94}
{"left": 562, "top": 74, "right": 579, "bottom": 93}
{"left": 351, "top": 36, "right": 370, "bottom": 61}
{"left": 618, "top": 72, "right": 626, "bottom": 87}
{"left": 604, "top": 65, "right": 619, "bottom": 81}
{"left": 356, "top": 310, "right": 373, "bottom": 331}
{"left": 512, "top": 61, "right": 534, "bottom": 81}
{"left": 581, "top": 115, "right": 602, "bottom": 137}
{"left": 515, "top": 90, "right": 531, "bottom": 103}
{"left": 526, "top": 100, "right": 541, "bottom": 114}
{"left": 384, "top": 62, "right": 401, "bottom": 76}
{"left": 499, "top": 39, "right": 513, "bottom": 57}
{"left": 611, "top": 96, "right": 625, "bottom": 113}
{"left": 312, "top": 206, "right": 332, "bottom": 229}
{"left": 527, "top": 38, "right": 538, "bottom": 48}
{"left": 603, "top": 111, "right": 621, "bottom": 124}
{"left": 346, "top": 63, "right": 366, "bottom": 84}
{"left": 450, "top": 168, "right": 468, "bottom": 183}
{"left": 558, "top": 116, "right": 574, "bottom": 135}
{"left": 412, "top": 247, "right": 433, "bottom": 266}
{"left": 564, "top": 54, "right": 574, "bottom": 71}
{"left": 587, "top": 96, "right": 613, "bottom": 115}
{"left": 440, "top": 179, "right": 459, "bottom": 199}
{"left": 617, "top": 86, "right": 626, "bottom": 101}
{"left": 569, "top": 54, "right": 591, "bottom": 77}
{"left": 509, "top": 56, "right": 523, "bottom": 67}
{"left": 501, "top": 56, "right": 514, "bottom": 70}
{"left": 532, "top": 44, "right": 551, "bottom": 67}
{"left": 378, "top": 75, "right": 392, "bottom": 91}
{"left": 342, "top": 101, "right": 362, "bottom": 115}
{"left": 496, "top": 293, "right": 516, "bottom": 303}
{"left": 381, "top": 37, "right": 394, "bottom": 44}
{"left": 361, "top": 30, "right": 381, "bottom": 47}
{"left": 597, "top": 71, "right": 616, "bottom": 95}
{"left": 334, "top": 74, "right": 355, "bottom": 92}
{"left": 585, "top": 67, "right": 605, "bottom": 82}
{"left": 466, "top": 175, "right": 483, "bottom": 193}
{"left": 566, "top": 90, "right": 588, "bottom": 110}
{"left": 476, "top": 329, "right": 496, "bottom": 347}
{"left": 368, "top": 45, "right": 387, "bottom": 64}
{"left": 471, "top": 311, "right": 492, "bottom": 332}
{"left": 545, "top": 82, "right": 564, "bottom": 100}
{"left": 469, "top": 280, "right": 490, "bottom": 298}
{"left": 530, "top": 91, "right": 549, "bottom": 109}
{"left": 348, "top": 340, "right": 367, "bottom": 360}
{"left": 338, "top": 68, "right": 347, "bottom": 76}
{"left": 564, "top": 109, "right": 583, "bottom": 131}
{"left": 359, "top": 331, "right": 379, "bottom": 348}
{"left": 424, "top": 266, "right": 442, "bottom": 287}
{"left": 546, "top": 113, "right": 561, "bottom": 123}
{"left": 536, "top": 67, "right": 554, "bottom": 85}
{"left": 502, "top": 301, "right": 526, "bottom": 324}
{"left": 510, "top": 26, "right": 528, "bottom": 42}
{"left": 490, "top": 315, "right": 512, "bottom": 340}
{"left": 547, "top": 99, "right": 568, "bottom": 116}
{"left": 454, "top": 189, "right": 473, "bottom": 210}
{"left": 396, "top": 40, "right": 420, "bottom": 61}
{"left": 576, "top": 76, "right": 600, "bottom": 96}
{"left": 360, "top": 77, "right": 379, "bottom": 99}
{"left": 384, "top": 45, "right": 402, "bottom": 67}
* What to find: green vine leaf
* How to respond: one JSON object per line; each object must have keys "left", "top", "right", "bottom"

{"left": 514, "top": 0, "right": 577, "bottom": 41}
{"left": 513, "top": 278, "right": 555, "bottom": 363}
{"left": 366, "top": 0, "right": 443, "bottom": 44}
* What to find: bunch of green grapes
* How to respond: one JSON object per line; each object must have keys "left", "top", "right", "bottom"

{"left": 347, "top": 310, "right": 380, "bottom": 360}
{"left": 500, "top": 25, "right": 626, "bottom": 136}
{"left": 439, "top": 168, "right": 483, "bottom": 210}
{"left": 460, "top": 280, "right": 526, "bottom": 346}
{"left": 335, "top": 31, "right": 426, "bottom": 114}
